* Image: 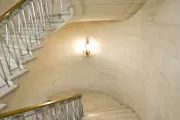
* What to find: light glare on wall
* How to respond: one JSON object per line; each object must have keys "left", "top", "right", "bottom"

{"left": 83, "top": 37, "right": 90, "bottom": 57}
{"left": 73, "top": 37, "right": 100, "bottom": 55}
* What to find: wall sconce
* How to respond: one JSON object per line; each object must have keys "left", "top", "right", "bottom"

{"left": 83, "top": 37, "right": 90, "bottom": 57}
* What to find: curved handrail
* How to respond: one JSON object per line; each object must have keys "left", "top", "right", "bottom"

{"left": 0, "top": 94, "right": 82, "bottom": 119}
{"left": 0, "top": 0, "right": 24, "bottom": 22}
{"left": 0, "top": 0, "right": 33, "bottom": 27}
{"left": 0, "top": 0, "right": 25, "bottom": 22}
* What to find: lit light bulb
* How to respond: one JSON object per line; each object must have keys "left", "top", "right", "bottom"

{"left": 73, "top": 36, "right": 100, "bottom": 55}
{"left": 83, "top": 37, "right": 91, "bottom": 57}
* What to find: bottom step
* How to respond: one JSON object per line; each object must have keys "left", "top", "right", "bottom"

{"left": 31, "top": 44, "right": 43, "bottom": 51}
{"left": 0, "top": 84, "right": 18, "bottom": 98}
{"left": 0, "top": 103, "right": 7, "bottom": 111}
{"left": 10, "top": 69, "right": 28, "bottom": 80}
{"left": 22, "top": 56, "right": 37, "bottom": 64}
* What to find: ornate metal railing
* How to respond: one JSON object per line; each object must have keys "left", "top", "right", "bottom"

{"left": 0, "top": 94, "right": 83, "bottom": 120}
{"left": 0, "top": 0, "right": 71, "bottom": 92}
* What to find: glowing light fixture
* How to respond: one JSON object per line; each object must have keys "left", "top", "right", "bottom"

{"left": 83, "top": 36, "right": 91, "bottom": 57}
{"left": 73, "top": 36, "right": 100, "bottom": 55}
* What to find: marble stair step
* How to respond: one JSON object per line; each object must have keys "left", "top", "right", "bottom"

{"left": 85, "top": 108, "right": 132, "bottom": 116}
{"left": 83, "top": 113, "right": 138, "bottom": 120}
{"left": 87, "top": 105, "right": 127, "bottom": 114}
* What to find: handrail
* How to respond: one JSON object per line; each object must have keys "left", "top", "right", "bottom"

{"left": 0, "top": 0, "right": 24, "bottom": 22}
{"left": 0, "top": 0, "right": 34, "bottom": 28}
{"left": 0, "top": 94, "right": 82, "bottom": 119}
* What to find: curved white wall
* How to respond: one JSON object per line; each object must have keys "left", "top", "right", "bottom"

{"left": 68, "top": 0, "right": 180, "bottom": 119}
{"left": 71, "top": 0, "right": 147, "bottom": 21}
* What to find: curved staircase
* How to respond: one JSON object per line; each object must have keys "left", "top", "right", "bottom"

{"left": 48, "top": 90, "right": 140, "bottom": 120}
{"left": 0, "top": 90, "right": 140, "bottom": 120}
{"left": 0, "top": 0, "right": 142, "bottom": 119}
{"left": 0, "top": 0, "right": 73, "bottom": 109}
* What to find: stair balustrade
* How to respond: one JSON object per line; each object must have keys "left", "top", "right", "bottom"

{"left": 0, "top": 94, "right": 83, "bottom": 120}
{"left": 0, "top": 0, "right": 72, "bottom": 101}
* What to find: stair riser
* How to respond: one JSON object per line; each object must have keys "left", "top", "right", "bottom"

{"left": 85, "top": 109, "right": 133, "bottom": 116}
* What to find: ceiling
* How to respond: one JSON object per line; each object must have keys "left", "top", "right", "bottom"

{"left": 71, "top": 0, "right": 147, "bottom": 21}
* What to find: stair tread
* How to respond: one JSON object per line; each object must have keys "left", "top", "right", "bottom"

{"left": 83, "top": 118, "right": 139, "bottom": 120}
{"left": 50, "top": 19, "right": 64, "bottom": 23}
{"left": 84, "top": 112, "right": 137, "bottom": 117}
{"left": 87, "top": 105, "right": 128, "bottom": 113}
{"left": 2, "top": 34, "right": 39, "bottom": 39}
{"left": 51, "top": 11, "right": 70, "bottom": 16}
{"left": 59, "top": 11, "right": 70, "bottom": 14}
{"left": 0, "top": 84, "right": 19, "bottom": 98}
{"left": 85, "top": 108, "right": 132, "bottom": 116}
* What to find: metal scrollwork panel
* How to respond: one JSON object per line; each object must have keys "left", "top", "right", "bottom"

{"left": 0, "top": 96, "right": 83, "bottom": 120}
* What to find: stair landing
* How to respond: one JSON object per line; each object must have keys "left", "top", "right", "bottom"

{"left": 48, "top": 89, "right": 140, "bottom": 120}
{"left": 48, "top": 89, "right": 121, "bottom": 113}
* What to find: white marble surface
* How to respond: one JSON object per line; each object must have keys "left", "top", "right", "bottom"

{"left": 48, "top": 89, "right": 121, "bottom": 113}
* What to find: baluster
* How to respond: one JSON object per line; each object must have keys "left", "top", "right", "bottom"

{"left": 28, "top": 5, "right": 36, "bottom": 35}
{"left": 31, "top": 1, "right": 41, "bottom": 40}
{"left": 73, "top": 99, "right": 78, "bottom": 119}
{"left": 51, "top": 0, "right": 54, "bottom": 17}
{"left": 0, "top": 60, "right": 10, "bottom": 87}
{"left": 43, "top": 0, "right": 50, "bottom": 16}
{"left": 80, "top": 97, "right": 84, "bottom": 117}
{"left": 37, "top": 0, "right": 45, "bottom": 33}
{"left": 63, "top": 103, "right": 68, "bottom": 120}
{"left": 76, "top": 98, "right": 80, "bottom": 117}
{"left": 67, "top": 0, "right": 70, "bottom": 4}
{"left": 58, "top": 105, "right": 63, "bottom": 120}
{"left": 67, "top": 102, "right": 72, "bottom": 120}
{"left": 39, "top": 0, "right": 46, "bottom": 29}
{"left": 55, "top": 106, "right": 60, "bottom": 120}
{"left": 54, "top": 106, "right": 58, "bottom": 120}
{"left": 60, "top": 0, "right": 63, "bottom": 12}
{"left": 69, "top": 101, "right": 75, "bottom": 120}
{"left": 49, "top": 108, "right": 53, "bottom": 120}
{"left": 49, "top": 107, "right": 55, "bottom": 120}
{"left": 17, "top": 13, "right": 32, "bottom": 57}
{"left": 42, "top": 112, "right": 48, "bottom": 120}
{"left": 10, "top": 20, "right": 23, "bottom": 61}
{"left": 22, "top": 9, "right": 33, "bottom": 47}
{"left": 0, "top": 37, "right": 11, "bottom": 75}
{"left": 41, "top": 112, "right": 44, "bottom": 120}
{"left": 42, "top": 0, "right": 51, "bottom": 26}
{"left": 27, "top": 4, "right": 40, "bottom": 45}
{"left": 35, "top": 113, "right": 39, "bottom": 120}
{"left": 5, "top": 24, "right": 22, "bottom": 70}
{"left": 18, "top": 14, "right": 21, "bottom": 33}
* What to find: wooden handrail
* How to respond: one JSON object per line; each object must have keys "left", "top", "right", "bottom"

{"left": 0, "top": 94, "right": 82, "bottom": 119}
{"left": 0, "top": 0, "right": 25, "bottom": 22}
